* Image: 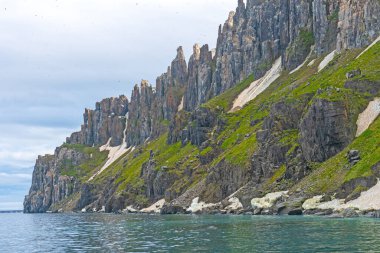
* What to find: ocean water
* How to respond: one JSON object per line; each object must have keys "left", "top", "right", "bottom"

{"left": 1, "top": 213, "right": 380, "bottom": 252}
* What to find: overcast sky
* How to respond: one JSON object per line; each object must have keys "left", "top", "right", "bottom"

{"left": 0, "top": 0, "right": 238, "bottom": 210}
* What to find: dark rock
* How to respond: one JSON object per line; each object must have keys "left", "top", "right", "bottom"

{"left": 340, "top": 208, "right": 359, "bottom": 218}
{"left": 300, "top": 99, "right": 356, "bottom": 163}
{"left": 344, "top": 80, "right": 380, "bottom": 95}
{"left": 160, "top": 204, "right": 186, "bottom": 214}
{"left": 67, "top": 96, "right": 129, "bottom": 147}
{"left": 346, "top": 69, "right": 361, "bottom": 79}
{"left": 347, "top": 150, "right": 361, "bottom": 165}
{"left": 288, "top": 209, "right": 303, "bottom": 215}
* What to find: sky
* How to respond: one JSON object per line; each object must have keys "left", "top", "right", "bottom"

{"left": 0, "top": 0, "right": 238, "bottom": 210}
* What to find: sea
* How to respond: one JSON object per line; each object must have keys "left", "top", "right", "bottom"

{"left": 1, "top": 213, "right": 380, "bottom": 252}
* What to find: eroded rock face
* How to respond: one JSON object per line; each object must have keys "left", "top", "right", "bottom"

{"left": 67, "top": 96, "right": 129, "bottom": 147}
{"left": 184, "top": 44, "right": 214, "bottom": 110}
{"left": 126, "top": 81, "right": 154, "bottom": 147}
{"left": 212, "top": 0, "right": 314, "bottom": 96}
{"left": 252, "top": 99, "right": 310, "bottom": 183}
{"left": 300, "top": 99, "right": 356, "bottom": 162}
{"left": 23, "top": 147, "right": 85, "bottom": 213}
{"left": 140, "top": 151, "right": 179, "bottom": 201}
{"left": 336, "top": 0, "right": 380, "bottom": 51}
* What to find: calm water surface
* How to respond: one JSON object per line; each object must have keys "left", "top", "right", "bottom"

{"left": 1, "top": 213, "right": 380, "bottom": 252}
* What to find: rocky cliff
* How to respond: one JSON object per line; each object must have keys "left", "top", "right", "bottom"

{"left": 25, "top": 0, "right": 380, "bottom": 214}
{"left": 67, "top": 95, "right": 129, "bottom": 147}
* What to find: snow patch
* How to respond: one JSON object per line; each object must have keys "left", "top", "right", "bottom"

{"left": 225, "top": 197, "right": 243, "bottom": 211}
{"left": 140, "top": 199, "right": 166, "bottom": 214}
{"left": 251, "top": 191, "right": 289, "bottom": 209}
{"left": 356, "top": 98, "right": 380, "bottom": 137}
{"left": 318, "top": 50, "right": 336, "bottom": 72}
{"left": 186, "top": 197, "right": 218, "bottom": 213}
{"left": 303, "top": 180, "right": 380, "bottom": 211}
{"left": 231, "top": 57, "right": 282, "bottom": 112}
{"left": 307, "top": 59, "right": 316, "bottom": 67}
{"left": 289, "top": 46, "right": 314, "bottom": 74}
{"left": 88, "top": 113, "right": 131, "bottom": 181}
{"left": 356, "top": 35, "right": 380, "bottom": 59}
{"left": 178, "top": 96, "right": 184, "bottom": 112}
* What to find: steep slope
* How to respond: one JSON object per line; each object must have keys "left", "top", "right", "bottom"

{"left": 24, "top": 0, "right": 380, "bottom": 214}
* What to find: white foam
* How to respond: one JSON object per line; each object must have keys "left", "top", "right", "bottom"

{"left": 318, "top": 50, "right": 336, "bottom": 72}
{"left": 356, "top": 98, "right": 380, "bottom": 137}
{"left": 231, "top": 57, "right": 282, "bottom": 112}
{"left": 356, "top": 35, "right": 380, "bottom": 59}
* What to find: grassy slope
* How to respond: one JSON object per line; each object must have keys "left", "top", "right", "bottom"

{"left": 59, "top": 42, "right": 380, "bottom": 205}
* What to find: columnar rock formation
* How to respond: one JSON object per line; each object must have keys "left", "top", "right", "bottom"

{"left": 67, "top": 95, "right": 129, "bottom": 147}
{"left": 24, "top": 0, "right": 380, "bottom": 213}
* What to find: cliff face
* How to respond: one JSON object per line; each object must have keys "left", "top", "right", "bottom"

{"left": 23, "top": 148, "right": 85, "bottom": 213}
{"left": 24, "top": 0, "right": 380, "bottom": 214}
{"left": 67, "top": 95, "right": 129, "bottom": 147}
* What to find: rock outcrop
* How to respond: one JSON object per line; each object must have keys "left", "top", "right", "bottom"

{"left": 67, "top": 96, "right": 129, "bottom": 147}
{"left": 23, "top": 147, "right": 86, "bottom": 213}
{"left": 126, "top": 81, "right": 154, "bottom": 147}
{"left": 300, "top": 98, "right": 356, "bottom": 162}
{"left": 24, "top": 0, "right": 380, "bottom": 214}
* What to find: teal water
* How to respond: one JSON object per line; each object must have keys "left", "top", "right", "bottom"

{"left": 1, "top": 214, "right": 380, "bottom": 252}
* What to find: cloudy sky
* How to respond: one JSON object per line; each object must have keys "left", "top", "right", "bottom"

{"left": 0, "top": 0, "right": 238, "bottom": 210}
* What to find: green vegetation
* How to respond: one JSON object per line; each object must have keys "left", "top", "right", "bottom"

{"left": 299, "top": 28, "right": 315, "bottom": 47}
{"left": 203, "top": 75, "right": 254, "bottom": 111}
{"left": 60, "top": 143, "right": 108, "bottom": 181}
{"left": 294, "top": 117, "right": 380, "bottom": 195}
{"left": 55, "top": 41, "right": 380, "bottom": 207}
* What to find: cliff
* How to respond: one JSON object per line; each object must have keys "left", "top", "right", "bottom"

{"left": 25, "top": 0, "right": 380, "bottom": 215}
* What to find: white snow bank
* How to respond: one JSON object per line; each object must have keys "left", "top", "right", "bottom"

{"left": 303, "top": 180, "right": 380, "bottom": 211}
{"left": 178, "top": 96, "right": 184, "bottom": 112}
{"left": 231, "top": 57, "right": 282, "bottom": 112}
{"left": 186, "top": 197, "right": 218, "bottom": 213}
{"left": 356, "top": 98, "right": 380, "bottom": 137}
{"left": 225, "top": 197, "right": 243, "bottom": 211}
{"left": 251, "top": 191, "right": 288, "bottom": 209}
{"left": 307, "top": 59, "right": 316, "bottom": 67}
{"left": 289, "top": 46, "right": 314, "bottom": 75}
{"left": 88, "top": 113, "right": 131, "bottom": 181}
{"left": 318, "top": 50, "right": 336, "bottom": 72}
{"left": 140, "top": 199, "right": 166, "bottom": 214}
{"left": 356, "top": 35, "right": 380, "bottom": 59}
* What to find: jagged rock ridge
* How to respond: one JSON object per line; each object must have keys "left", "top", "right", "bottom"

{"left": 24, "top": 0, "right": 380, "bottom": 213}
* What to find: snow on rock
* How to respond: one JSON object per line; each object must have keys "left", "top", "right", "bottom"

{"left": 356, "top": 98, "right": 380, "bottom": 137}
{"left": 289, "top": 46, "right": 314, "bottom": 75}
{"left": 178, "top": 96, "right": 184, "bottom": 112}
{"left": 140, "top": 199, "right": 166, "bottom": 214}
{"left": 230, "top": 57, "right": 282, "bottom": 112}
{"left": 123, "top": 206, "right": 138, "bottom": 213}
{"left": 88, "top": 113, "right": 131, "bottom": 182}
{"left": 307, "top": 59, "right": 316, "bottom": 67}
{"left": 302, "top": 196, "right": 324, "bottom": 210}
{"left": 356, "top": 35, "right": 380, "bottom": 59}
{"left": 251, "top": 191, "right": 289, "bottom": 209}
{"left": 303, "top": 180, "right": 380, "bottom": 211}
{"left": 343, "top": 180, "right": 380, "bottom": 211}
{"left": 186, "top": 197, "right": 218, "bottom": 213}
{"left": 225, "top": 197, "right": 243, "bottom": 211}
{"left": 318, "top": 50, "right": 336, "bottom": 72}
